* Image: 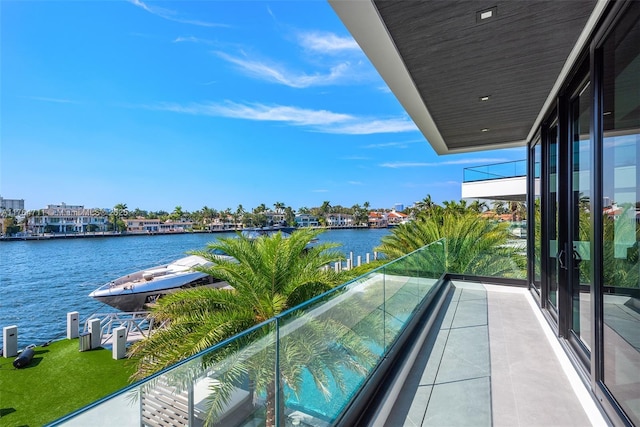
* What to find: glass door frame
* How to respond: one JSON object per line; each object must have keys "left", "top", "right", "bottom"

{"left": 539, "top": 112, "right": 560, "bottom": 323}
{"left": 528, "top": 132, "right": 542, "bottom": 300}
{"left": 565, "top": 68, "right": 592, "bottom": 369}
{"left": 590, "top": 1, "right": 639, "bottom": 424}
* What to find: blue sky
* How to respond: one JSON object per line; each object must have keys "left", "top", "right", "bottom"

{"left": 1, "top": 0, "right": 525, "bottom": 212}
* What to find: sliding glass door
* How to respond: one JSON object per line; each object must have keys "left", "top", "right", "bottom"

{"left": 598, "top": 3, "right": 640, "bottom": 423}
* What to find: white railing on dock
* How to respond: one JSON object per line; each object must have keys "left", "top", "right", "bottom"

{"left": 330, "top": 251, "right": 378, "bottom": 272}
{"left": 83, "top": 311, "right": 163, "bottom": 343}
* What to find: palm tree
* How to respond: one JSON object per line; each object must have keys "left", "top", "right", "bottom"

{"left": 492, "top": 200, "right": 508, "bottom": 215}
{"left": 442, "top": 199, "right": 468, "bottom": 215}
{"left": 170, "top": 206, "right": 184, "bottom": 221}
{"left": 468, "top": 200, "right": 488, "bottom": 213}
{"left": 273, "top": 202, "right": 285, "bottom": 214}
{"left": 320, "top": 201, "right": 331, "bottom": 215}
{"left": 110, "top": 203, "right": 128, "bottom": 232}
{"left": 284, "top": 206, "right": 296, "bottom": 225}
{"left": 414, "top": 194, "right": 435, "bottom": 213}
{"left": 128, "top": 229, "right": 374, "bottom": 425}
{"left": 376, "top": 211, "right": 526, "bottom": 278}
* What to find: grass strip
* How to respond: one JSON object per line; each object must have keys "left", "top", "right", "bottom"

{"left": 0, "top": 339, "right": 135, "bottom": 426}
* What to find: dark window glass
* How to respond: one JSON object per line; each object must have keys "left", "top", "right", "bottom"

{"left": 601, "top": 4, "right": 640, "bottom": 424}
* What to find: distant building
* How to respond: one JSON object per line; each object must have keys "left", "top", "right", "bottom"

{"left": 125, "top": 218, "right": 193, "bottom": 233}
{"left": 0, "top": 196, "right": 25, "bottom": 211}
{"left": 126, "top": 218, "right": 161, "bottom": 233}
{"left": 29, "top": 203, "right": 108, "bottom": 234}
{"left": 394, "top": 203, "right": 404, "bottom": 212}
{"left": 295, "top": 213, "right": 319, "bottom": 228}
{"left": 387, "top": 210, "right": 408, "bottom": 225}
{"left": 264, "top": 211, "right": 286, "bottom": 225}
{"left": 368, "top": 212, "right": 388, "bottom": 228}
{"left": 326, "top": 213, "right": 354, "bottom": 228}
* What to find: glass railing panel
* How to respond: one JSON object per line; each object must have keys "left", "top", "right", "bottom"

{"left": 276, "top": 270, "right": 385, "bottom": 425}
{"left": 381, "top": 241, "right": 445, "bottom": 346}
{"left": 54, "top": 241, "right": 449, "bottom": 427}
{"left": 61, "top": 391, "right": 140, "bottom": 427}
{"left": 444, "top": 235, "right": 527, "bottom": 280}
{"left": 53, "top": 321, "right": 277, "bottom": 427}
{"left": 274, "top": 239, "right": 447, "bottom": 425}
{"left": 463, "top": 159, "right": 527, "bottom": 182}
{"left": 192, "top": 322, "right": 277, "bottom": 426}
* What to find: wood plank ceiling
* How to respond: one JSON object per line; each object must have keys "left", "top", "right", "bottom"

{"left": 339, "top": 0, "right": 598, "bottom": 153}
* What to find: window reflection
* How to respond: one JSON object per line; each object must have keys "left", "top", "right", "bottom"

{"left": 601, "top": 3, "right": 640, "bottom": 424}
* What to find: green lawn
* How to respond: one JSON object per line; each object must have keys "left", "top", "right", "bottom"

{"left": 0, "top": 339, "right": 136, "bottom": 426}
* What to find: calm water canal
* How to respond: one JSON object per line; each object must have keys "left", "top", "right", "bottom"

{"left": 0, "top": 228, "right": 389, "bottom": 348}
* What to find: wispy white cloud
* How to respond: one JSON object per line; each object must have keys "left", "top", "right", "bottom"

{"left": 129, "top": 0, "right": 227, "bottom": 27}
{"left": 27, "top": 96, "right": 80, "bottom": 104}
{"left": 297, "top": 31, "right": 359, "bottom": 54}
{"left": 150, "top": 101, "right": 353, "bottom": 126}
{"left": 348, "top": 181, "right": 363, "bottom": 185}
{"left": 326, "top": 119, "right": 418, "bottom": 135}
{"left": 312, "top": 189, "right": 329, "bottom": 193}
{"left": 146, "top": 101, "right": 418, "bottom": 135}
{"left": 216, "top": 52, "right": 351, "bottom": 88}
{"left": 380, "top": 158, "right": 509, "bottom": 168}
{"left": 363, "top": 140, "right": 421, "bottom": 149}
{"left": 173, "top": 36, "right": 217, "bottom": 45}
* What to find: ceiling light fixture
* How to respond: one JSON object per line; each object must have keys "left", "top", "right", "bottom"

{"left": 481, "top": 128, "right": 489, "bottom": 132}
{"left": 476, "top": 6, "right": 497, "bottom": 23}
{"left": 480, "top": 96, "right": 490, "bottom": 101}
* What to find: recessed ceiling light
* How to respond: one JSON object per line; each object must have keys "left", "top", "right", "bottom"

{"left": 480, "top": 96, "right": 490, "bottom": 101}
{"left": 476, "top": 6, "right": 497, "bottom": 23}
{"left": 603, "top": 111, "right": 612, "bottom": 115}
{"left": 481, "top": 128, "right": 489, "bottom": 132}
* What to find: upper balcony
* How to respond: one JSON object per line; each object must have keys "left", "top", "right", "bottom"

{"left": 49, "top": 239, "right": 607, "bottom": 427}
{"left": 461, "top": 160, "right": 539, "bottom": 202}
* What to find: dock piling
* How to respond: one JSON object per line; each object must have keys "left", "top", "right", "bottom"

{"left": 67, "top": 312, "right": 79, "bottom": 339}
{"left": 2, "top": 325, "right": 18, "bottom": 358}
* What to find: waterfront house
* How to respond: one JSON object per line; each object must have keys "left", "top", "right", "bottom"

{"left": 125, "top": 218, "right": 161, "bottom": 233}
{"left": 29, "top": 204, "right": 108, "bottom": 234}
{"left": 368, "top": 211, "right": 387, "bottom": 228}
{"left": 294, "top": 213, "right": 319, "bottom": 228}
{"left": 326, "top": 213, "right": 354, "bottom": 228}
{"left": 51, "top": 1, "right": 639, "bottom": 426}
{"left": 386, "top": 210, "right": 407, "bottom": 226}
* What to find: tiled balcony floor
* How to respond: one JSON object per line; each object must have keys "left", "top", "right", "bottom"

{"left": 384, "top": 281, "right": 607, "bottom": 427}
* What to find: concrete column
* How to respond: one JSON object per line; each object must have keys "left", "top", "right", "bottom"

{"left": 357, "top": 255, "right": 362, "bottom": 267}
{"left": 112, "top": 327, "right": 127, "bottom": 360}
{"left": 366, "top": 253, "right": 371, "bottom": 264}
{"left": 3, "top": 325, "right": 18, "bottom": 358}
{"left": 88, "top": 319, "right": 102, "bottom": 349}
{"left": 67, "top": 312, "right": 79, "bottom": 339}
{"left": 347, "top": 259, "right": 352, "bottom": 270}
{"left": 374, "top": 251, "right": 378, "bottom": 260}
{"left": 349, "top": 252, "right": 354, "bottom": 266}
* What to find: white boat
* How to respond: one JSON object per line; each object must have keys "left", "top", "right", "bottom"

{"left": 90, "top": 225, "right": 308, "bottom": 312}
{"left": 89, "top": 255, "right": 232, "bottom": 312}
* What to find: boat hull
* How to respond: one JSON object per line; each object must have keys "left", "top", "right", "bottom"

{"left": 89, "top": 255, "right": 229, "bottom": 311}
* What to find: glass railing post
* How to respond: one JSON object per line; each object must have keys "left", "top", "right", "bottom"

{"left": 275, "top": 317, "right": 281, "bottom": 427}
{"left": 383, "top": 265, "right": 387, "bottom": 351}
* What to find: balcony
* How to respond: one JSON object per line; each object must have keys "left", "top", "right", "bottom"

{"left": 461, "top": 160, "right": 539, "bottom": 202}
{"left": 50, "top": 240, "right": 605, "bottom": 427}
